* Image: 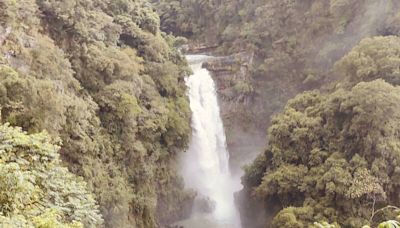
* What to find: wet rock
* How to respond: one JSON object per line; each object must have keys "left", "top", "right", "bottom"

{"left": 184, "top": 43, "right": 219, "bottom": 54}
{"left": 157, "top": 189, "right": 197, "bottom": 226}
{"left": 201, "top": 51, "right": 266, "bottom": 180}
{"left": 202, "top": 52, "right": 254, "bottom": 72}
{"left": 202, "top": 52, "right": 256, "bottom": 105}
{"left": 194, "top": 195, "right": 216, "bottom": 213}
{"left": 235, "top": 188, "right": 269, "bottom": 228}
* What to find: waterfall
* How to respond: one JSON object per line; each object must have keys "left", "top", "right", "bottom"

{"left": 179, "top": 55, "right": 241, "bottom": 228}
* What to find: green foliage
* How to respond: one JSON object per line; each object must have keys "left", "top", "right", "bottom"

{"left": 151, "top": 0, "right": 219, "bottom": 38}
{"left": 32, "top": 210, "right": 83, "bottom": 228}
{"left": 272, "top": 206, "right": 315, "bottom": 228}
{"left": 0, "top": 0, "right": 193, "bottom": 227}
{"left": 0, "top": 123, "right": 102, "bottom": 227}
{"left": 244, "top": 79, "right": 400, "bottom": 227}
{"left": 335, "top": 36, "right": 400, "bottom": 87}
{"left": 233, "top": 81, "right": 254, "bottom": 95}
{"left": 153, "top": 0, "right": 393, "bottom": 76}
{"left": 314, "top": 221, "right": 339, "bottom": 228}
{"left": 378, "top": 220, "right": 400, "bottom": 228}
{"left": 346, "top": 168, "right": 385, "bottom": 200}
{"left": 256, "top": 164, "right": 308, "bottom": 197}
{"left": 242, "top": 154, "right": 268, "bottom": 188}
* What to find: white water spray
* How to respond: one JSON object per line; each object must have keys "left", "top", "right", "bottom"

{"left": 179, "top": 55, "right": 241, "bottom": 228}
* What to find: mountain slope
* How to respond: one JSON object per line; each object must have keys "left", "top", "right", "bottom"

{"left": 0, "top": 0, "right": 193, "bottom": 227}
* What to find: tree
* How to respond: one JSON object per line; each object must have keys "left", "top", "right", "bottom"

{"left": 335, "top": 36, "right": 400, "bottom": 87}
{"left": 0, "top": 0, "right": 193, "bottom": 226}
{"left": 0, "top": 123, "right": 103, "bottom": 227}
{"left": 244, "top": 80, "right": 400, "bottom": 227}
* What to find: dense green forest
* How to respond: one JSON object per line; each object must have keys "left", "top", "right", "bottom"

{"left": 0, "top": 0, "right": 194, "bottom": 227}
{"left": 2, "top": 0, "right": 400, "bottom": 227}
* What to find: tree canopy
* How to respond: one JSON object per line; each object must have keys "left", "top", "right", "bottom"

{"left": 244, "top": 79, "right": 400, "bottom": 227}
{"left": 0, "top": 123, "right": 103, "bottom": 227}
{"left": 0, "top": 0, "right": 194, "bottom": 227}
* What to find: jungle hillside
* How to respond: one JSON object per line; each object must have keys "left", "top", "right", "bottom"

{"left": 2, "top": 0, "right": 400, "bottom": 228}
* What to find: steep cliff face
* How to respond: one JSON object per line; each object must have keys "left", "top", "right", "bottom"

{"left": 0, "top": 0, "right": 193, "bottom": 227}
{"left": 201, "top": 53, "right": 264, "bottom": 174}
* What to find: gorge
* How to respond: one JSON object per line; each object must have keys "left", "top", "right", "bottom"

{"left": 2, "top": 0, "right": 400, "bottom": 228}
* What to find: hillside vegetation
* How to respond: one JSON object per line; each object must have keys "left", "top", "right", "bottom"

{"left": 3, "top": 0, "right": 400, "bottom": 227}
{"left": 0, "top": 123, "right": 103, "bottom": 227}
{"left": 0, "top": 0, "right": 193, "bottom": 227}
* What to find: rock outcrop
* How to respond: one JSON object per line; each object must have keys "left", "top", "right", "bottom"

{"left": 201, "top": 52, "right": 266, "bottom": 176}
{"left": 182, "top": 43, "right": 219, "bottom": 54}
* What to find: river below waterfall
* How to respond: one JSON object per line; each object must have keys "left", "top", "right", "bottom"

{"left": 176, "top": 55, "right": 242, "bottom": 228}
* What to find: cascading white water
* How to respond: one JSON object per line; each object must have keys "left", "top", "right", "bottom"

{"left": 179, "top": 55, "right": 241, "bottom": 228}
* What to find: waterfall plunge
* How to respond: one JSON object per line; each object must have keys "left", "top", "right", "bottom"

{"left": 180, "top": 55, "right": 241, "bottom": 228}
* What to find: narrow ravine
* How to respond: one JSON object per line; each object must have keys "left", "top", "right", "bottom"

{"left": 176, "top": 55, "right": 242, "bottom": 228}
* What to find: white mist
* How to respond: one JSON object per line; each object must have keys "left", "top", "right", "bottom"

{"left": 179, "top": 55, "right": 241, "bottom": 228}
